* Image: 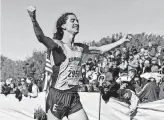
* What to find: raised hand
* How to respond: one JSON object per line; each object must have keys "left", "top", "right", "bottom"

{"left": 27, "top": 6, "right": 36, "bottom": 20}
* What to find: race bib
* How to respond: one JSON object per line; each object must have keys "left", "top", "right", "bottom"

{"left": 67, "top": 66, "right": 81, "bottom": 86}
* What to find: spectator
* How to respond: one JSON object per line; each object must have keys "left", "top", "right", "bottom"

{"left": 15, "top": 83, "right": 23, "bottom": 101}
{"left": 20, "top": 77, "right": 28, "bottom": 90}
{"left": 92, "top": 80, "right": 99, "bottom": 92}
{"left": 88, "top": 67, "right": 99, "bottom": 84}
{"left": 93, "top": 56, "right": 99, "bottom": 65}
{"left": 137, "top": 77, "right": 158, "bottom": 103}
{"left": 26, "top": 78, "right": 39, "bottom": 98}
{"left": 78, "top": 80, "right": 87, "bottom": 92}
{"left": 86, "top": 67, "right": 94, "bottom": 83}
{"left": 10, "top": 83, "right": 16, "bottom": 94}
{"left": 102, "top": 57, "right": 108, "bottom": 68}
{"left": 2, "top": 83, "right": 11, "bottom": 96}
{"left": 121, "top": 47, "right": 129, "bottom": 60}
{"left": 98, "top": 74, "right": 105, "bottom": 83}
{"left": 84, "top": 64, "right": 91, "bottom": 84}
{"left": 148, "top": 42, "right": 156, "bottom": 57}
{"left": 86, "top": 83, "right": 94, "bottom": 92}
{"left": 111, "top": 61, "right": 120, "bottom": 80}
{"left": 100, "top": 72, "right": 120, "bottom": 102}
{"left": 114, "top": 49, "right": 121, "bottom": 63}
{"left": 86, "top": 58, "right": 94, "bottom": 69}
{"left": 119, "top": 56, "right": 128, "bottom": 73}
{"left": 37, "top": 79, "right": 43, "bottom": 92}
{"left": 132, "top": 76, "right": 142, "bottom": 94}
{"left": 118, "top": 89, "right": 139, "bottom": 115}
{"left": 151, "top": 65, "right": 163, "bottom": 84}
{"left": 128, "top": 52, "right": 139, "bottom": 71}
{"left": 151, "top": 65, "right": 159, "bottom": 73}
{"left": 151, "top": 57, "right": 159, "bottom": 66}
{"left": 142, "top": 60, "right": 151, "bottom": 73}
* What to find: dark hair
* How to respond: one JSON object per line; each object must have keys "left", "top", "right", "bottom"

{"left": 132, "top": 76, "right": 141, "bottom": 86}
{"left": 53, "top": 12, "right": 76, "bottom": 40}
{"left": 18, "top": 83, "right": 22, "bottom": 86}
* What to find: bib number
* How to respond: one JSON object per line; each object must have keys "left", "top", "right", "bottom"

{"left": 67, "top": 67, "right": 80, "bottom": 86}
{"left": 68, "top": 70, "right": 79, "bottom": 78}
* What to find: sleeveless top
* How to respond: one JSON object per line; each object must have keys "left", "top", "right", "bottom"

{"left": 50, "top": 41, "right": 83, "bottom": 91}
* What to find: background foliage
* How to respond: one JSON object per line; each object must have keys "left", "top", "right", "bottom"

{"left": 1, "top": 50, "right": 46, "bottom": 83}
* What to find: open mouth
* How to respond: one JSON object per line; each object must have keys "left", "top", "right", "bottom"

{"left": 73, "top": 25, "right": 79, "bottom": 29}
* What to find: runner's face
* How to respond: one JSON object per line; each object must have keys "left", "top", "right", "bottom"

{"left": 63, "top": 15, "right": 79, "bottom": 35}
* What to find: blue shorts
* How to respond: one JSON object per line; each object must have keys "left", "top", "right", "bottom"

{"left": 46, "top": 87, "right": 83, "bottom": 119}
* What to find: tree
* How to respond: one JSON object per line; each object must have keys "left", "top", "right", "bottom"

{"left": 24, "top": 50, "right": 46, "bottom": 80}
{"left": 1, "top": 50, "right": 46, "bottom": 83}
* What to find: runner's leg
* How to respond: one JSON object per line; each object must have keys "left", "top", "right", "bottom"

{"left": 47, "top": 109, "right": 61, "bottom": 120}
{"left": 67, "top": 93, "right": 89, "bottom": 120}
{"left": 68, "top": 109, "right": 89, "bottom": 120}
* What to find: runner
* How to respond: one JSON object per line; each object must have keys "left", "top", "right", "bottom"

{"left": 27, "top": 6, "right": 130, "bottom": 120}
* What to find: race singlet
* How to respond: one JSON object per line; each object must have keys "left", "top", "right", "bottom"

{"left": 51, "top": 42, "right": 83, "bottom": 90}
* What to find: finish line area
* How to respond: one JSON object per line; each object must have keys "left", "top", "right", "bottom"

{"left": 0, "top": 92, "right": 164, "bottom": 120}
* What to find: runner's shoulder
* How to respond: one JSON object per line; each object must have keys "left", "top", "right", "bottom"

{"left": 51, "top": 39, "right": 65, "bottom": 49}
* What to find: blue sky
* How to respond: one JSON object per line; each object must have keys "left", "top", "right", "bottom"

{"left": 1, "top": 0, "right": 164, "bottom": 60}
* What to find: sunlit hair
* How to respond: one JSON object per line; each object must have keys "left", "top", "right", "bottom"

{"left": 53, "top": 12, "right": 76, "bottom": 40}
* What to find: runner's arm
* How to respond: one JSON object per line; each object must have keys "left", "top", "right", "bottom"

{"left": 89, "top": 36, "right": 130, "bottom": 54}
{"left": 32, "top": 20, "right": 57, "bottom": 49}
{"left": 27, "top": 6, "right": 57, "bottom": 49}
{"left": 76, "top": 35, "right": 131, "bottom": 54}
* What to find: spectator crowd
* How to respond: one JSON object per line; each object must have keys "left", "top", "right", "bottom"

{"left": 0, "top": 76, "right": 44, "bottom": 101}
{"left": 78, "top": 44, "right": 164, "bottom": 113}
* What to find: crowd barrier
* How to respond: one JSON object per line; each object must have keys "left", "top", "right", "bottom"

{"left": 0, "top": 92, "right": 164, "bottom": 120}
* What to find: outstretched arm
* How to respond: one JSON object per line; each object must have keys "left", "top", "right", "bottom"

{"left": 89, "top": 35, "right": 130, "bottom": 54}
{"left": 27, "top": 6, "right": 57, "bottom": 49}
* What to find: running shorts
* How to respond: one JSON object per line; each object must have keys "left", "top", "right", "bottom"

{"left": 46, "top": 87, "right": 83, "bottom": 119}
